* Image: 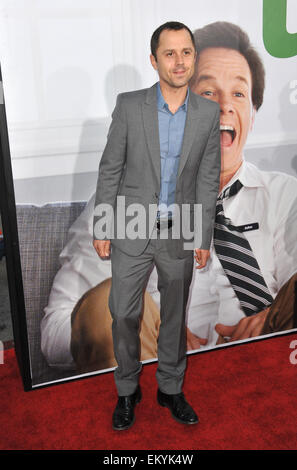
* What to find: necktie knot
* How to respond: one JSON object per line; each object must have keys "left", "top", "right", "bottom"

{"left": 219, "top": 179, "right": 243, "bottom": 201}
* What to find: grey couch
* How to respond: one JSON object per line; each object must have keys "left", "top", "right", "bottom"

{"left": 16, "top": 201, "right": 86, "bottom": 387}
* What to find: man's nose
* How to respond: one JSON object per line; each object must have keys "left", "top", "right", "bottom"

{"left": 175, "top": 53, "right": 184, "bottom": 65}
{"left": 219, "top": 96, "right": 234, "bottom": 114}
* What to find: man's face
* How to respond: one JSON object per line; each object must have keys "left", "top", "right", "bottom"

{"left": 191, "top": 47, "right": 255, "bottom": 175}
{"left": 150, "top": 28, "right": 196, "bottom": 89}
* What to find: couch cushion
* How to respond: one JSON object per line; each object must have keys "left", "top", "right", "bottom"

{"left": 16, "top": 201, "right": 86, "bottom": 386}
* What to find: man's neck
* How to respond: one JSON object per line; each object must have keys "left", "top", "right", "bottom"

{"left": 159, "top": 81, "right": 188, "bottom": 114}
{"left": 219, "top": 160, "right": 243, "bottom": 192}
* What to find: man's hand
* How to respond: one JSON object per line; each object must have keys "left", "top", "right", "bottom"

{"left": 194, "top": 249, "right": 210, "bottom": 269}
{"left": 186, "top": 327, "right": 208, "bottom": 350}
{"left": 215, "top": 307, "right": 270, "bottom": 342}
{"left": 93, "top": 240, "right": 111, "bottom": 258}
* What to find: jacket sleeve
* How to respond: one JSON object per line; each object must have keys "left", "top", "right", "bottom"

{"left": 195, "top": 106, "right": 221, "bottom": 250}
{"left": 93, "top": 94, "right": 127, "bottom": 240}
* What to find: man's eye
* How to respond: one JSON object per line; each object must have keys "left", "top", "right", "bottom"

{"left": 234, "top": 92, "right": 244, "bottom": 97}
{"left": 202, "top": 91, "right": 214, "bottom": 96}
{"left": 167, "top": 52, "right": 173, "bottom": 56}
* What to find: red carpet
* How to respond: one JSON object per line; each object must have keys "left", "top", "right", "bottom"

{"left": 1, "top": 333, "right": 297, "bottom": 450}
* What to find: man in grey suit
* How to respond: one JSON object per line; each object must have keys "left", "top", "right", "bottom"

{"left": 93, "top": 21, "right": 220, "bottom": 431}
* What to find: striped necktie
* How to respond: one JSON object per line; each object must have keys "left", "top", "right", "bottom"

{"left": 214, "top": 179, "right": 273, "bottom": 316}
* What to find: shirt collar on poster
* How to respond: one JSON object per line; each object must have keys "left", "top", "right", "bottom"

{"left": 219, "top": 157, "right": 265, "bottom": 198}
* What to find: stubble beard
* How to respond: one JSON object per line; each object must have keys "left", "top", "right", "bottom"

{"left": 164, "top": 71, "right": 194, "bottom": 90}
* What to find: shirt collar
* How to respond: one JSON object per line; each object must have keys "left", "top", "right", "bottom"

{"left": 219, "top": 157, "right": 265, "bottom": 197}
{"left": 157, "top": 82, "right": 189, "bottom": 113}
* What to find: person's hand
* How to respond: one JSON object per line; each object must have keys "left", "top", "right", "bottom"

{"left": 186, "top": 327, "right": 208, "bottom": 350}
{"left": 215, "top": 307, "right": 270, "bottom": 342}
{"left": 93, "top": 240, "right": 111, "bottom": 258}
{"left": 194, "top": 249, "right": 210, "bottom": 269}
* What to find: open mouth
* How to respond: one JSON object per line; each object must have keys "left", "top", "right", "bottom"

{"left": 220, "top": 125, "right": 236, "bottom": 147}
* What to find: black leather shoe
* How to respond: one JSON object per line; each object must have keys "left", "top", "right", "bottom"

{"left": 157, "top": 389, "right": 199, "bottom": 425}
{"left": 112, "top": 385, "right": 142, "bottom": 431}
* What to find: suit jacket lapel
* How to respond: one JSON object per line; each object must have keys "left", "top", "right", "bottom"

{"left": 177, "top": 89, "right": 201, "bottom": 179}
{"left": 142, "top": 85, "right": 202, "bottom": 183}
{"left": 142, "top": 83, "right": 161, "bottom": 184}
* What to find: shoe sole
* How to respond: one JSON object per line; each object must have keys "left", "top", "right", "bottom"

{"left": 112, "top": 395, "right": 141, "bottom": 431}
{"left": 157, "top": 396, "right": 199, "bottom": 425}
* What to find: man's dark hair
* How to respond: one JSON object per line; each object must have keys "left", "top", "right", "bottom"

{"left": 151, "top": 21, "right": 196, "bottom": 61}
{"left": 192, "top": 21, "right": 265, "bottom": 110}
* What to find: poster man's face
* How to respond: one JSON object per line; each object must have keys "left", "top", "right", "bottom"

{"left": 191, "top": 47, "right": 255, "bottom": 176}
{"left": 150, "top": 28, "right": 196, "bottom": 89}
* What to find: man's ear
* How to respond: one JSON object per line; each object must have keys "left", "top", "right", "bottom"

{"left": 150, "top": 53, "right": 158, "bottom": 71}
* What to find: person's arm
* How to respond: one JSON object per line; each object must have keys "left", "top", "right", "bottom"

{"left": 194, "top": 106, "right": 220, "bottom": 267}
{"left": 215, "top": 308, "right": 270, "bottom": 342}
{"left": 93, "top": 93, "right": 127, "bottom": 248}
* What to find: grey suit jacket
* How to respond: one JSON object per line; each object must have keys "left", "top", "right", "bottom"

{"left": 94, "top": 82, "right": 221, "bottom": 258}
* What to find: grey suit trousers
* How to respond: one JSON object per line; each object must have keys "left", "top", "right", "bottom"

{"left": 108, "top": 226, "right": 194, "bottom": 396}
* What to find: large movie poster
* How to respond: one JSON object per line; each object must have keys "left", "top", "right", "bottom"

{"left": 0, "top": 0, "right": 296, "bottom": 389}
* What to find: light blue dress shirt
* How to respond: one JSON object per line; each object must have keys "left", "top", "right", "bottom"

{"left": 157, "top": 82, "right": 189, "bottom": 219}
